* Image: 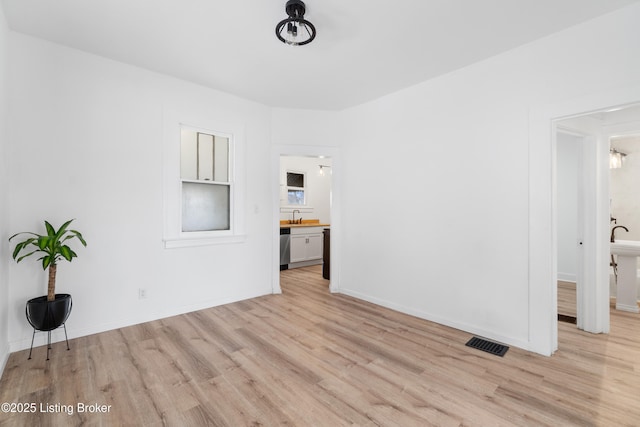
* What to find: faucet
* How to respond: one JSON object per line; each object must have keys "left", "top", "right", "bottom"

{"left": 292, "top": 209, "right": 301, "bottom": 224}
{"left": 610, "top": 225, "right": 629, "bottom": 282}
{"left": 611, "top": 225, "right": 629, "bottom": 242}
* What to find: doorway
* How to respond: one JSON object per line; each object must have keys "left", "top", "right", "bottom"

{"left": 271, "top": 145, "right": 341, "bottom": 295}
{"left": 553, "top": 104, "right": 640, "bottom": 340}
{"left": 529, "top": 86, "right": 640, "bottom": 356}
{"left": 279, "top": 155, "right": 332, "bottom": 271}
{"left": 555, "top": 130, "right": 583, "bottom": 326}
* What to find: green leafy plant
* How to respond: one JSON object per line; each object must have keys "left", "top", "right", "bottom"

{"left": 9, "top": 219, "right": 87, "bottom": 302}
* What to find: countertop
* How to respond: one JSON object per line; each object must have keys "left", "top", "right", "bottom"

{"left": 280, "top": 220, "right": 330, "bottom": 228}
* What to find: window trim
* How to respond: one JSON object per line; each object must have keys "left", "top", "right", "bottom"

{"left": 180, "top": 126, "right": 233, "bottom": 234}
{"left": 285, "top": 169, "right": 307, "bottom": 206}
{"left": 162, "top": 109, "right": 246, "bottom": 248}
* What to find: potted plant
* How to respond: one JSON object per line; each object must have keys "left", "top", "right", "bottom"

{"left": 9, "top": 219, "right": 86, "bottom": 338}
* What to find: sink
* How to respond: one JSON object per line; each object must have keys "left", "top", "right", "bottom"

{"left": 611, "top": 240, "right": 640, "bottom": 256}
{"left": 610, "top": 240, "right": 640, "bottom": 313}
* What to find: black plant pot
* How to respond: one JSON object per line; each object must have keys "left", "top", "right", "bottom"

{"left": 26, "top": 293, "right": 72, "bottom": 331}
{"left": 25, "top": 293, "right": 72, "bottom": 360}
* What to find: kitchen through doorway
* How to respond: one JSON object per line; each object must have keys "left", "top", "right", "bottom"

{"left": 279, "top": 155, "right": 332, "bottom": 282}
{"left": 271, "top": 145, "right": 341, "bottom": 295}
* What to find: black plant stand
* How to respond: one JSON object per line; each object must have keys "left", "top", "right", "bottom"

{"left": 25, "top": 294, "right": 72, "bottom": 361}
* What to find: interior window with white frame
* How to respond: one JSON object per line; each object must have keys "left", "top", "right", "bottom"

{"left": 180, "top": 127, "right": 231, "bottom": 232}
{"left": 286, "top": 171, "right": 306, "bottom": 205}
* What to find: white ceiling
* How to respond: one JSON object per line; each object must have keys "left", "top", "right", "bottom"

{"left": 2, "top": 0, "right": 638, "bottom": 110}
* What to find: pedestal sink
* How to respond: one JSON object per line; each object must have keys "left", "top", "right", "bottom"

{"left": 611, "top": 240, "right": 640, "bottom": 313}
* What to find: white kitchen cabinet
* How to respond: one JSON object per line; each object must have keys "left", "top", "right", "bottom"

{"left": 290, "top": 227, "right": 323, "bottom": 263}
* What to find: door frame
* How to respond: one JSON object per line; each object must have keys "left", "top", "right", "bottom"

{"left": 529, "top": 84, "right": 640, "bottom": 356}
{"left": 271, "top": 145, "right": 341, "bottom": 294}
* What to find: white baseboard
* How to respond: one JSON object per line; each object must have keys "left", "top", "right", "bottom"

{"left": 557, "top": 272, "right": 577, "bottom": 283}
{"left": 0, "top": 342, "right": 9, "bottom": 379}
{"left": 615, "top": 303, "right": 640, "bottom": 313}
{"left": 9, "top": 288, "right": 272, "bottom": 353}
{"left": 337, "top": 288, "right": 534, "bottom": 355}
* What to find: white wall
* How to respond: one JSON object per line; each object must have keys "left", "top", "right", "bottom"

{"left": 336, "top": 4, "right": 640, "bottom": 353}
{"left": 279, "top": 156, "right": 332, "bottom": 224}
{"left": 0, "top": 5, "right": 10, "bottom": 371}
{"left": 271, "top": 108, "right": 343, "bottom": 148}
{"left": 557, "top": 133, "right": 581, "bottom": 282}
{"left": 6, "top": 33, "right": 274, "bottom": 351}
{"left": 4, "top": 3, "right": 640, "bottom": 365}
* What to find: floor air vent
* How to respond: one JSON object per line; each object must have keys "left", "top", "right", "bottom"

{"left": 465, "top": 337, "right": 509, "bottom": 357}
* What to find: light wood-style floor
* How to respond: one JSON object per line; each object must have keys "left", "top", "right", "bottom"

{"left": 557, "top": 281, "right": 577, "bottom": 318}
{"left": 557, "top": 280, "right": 640, "bottom": 317}
{"left": 1, "top": 266, "right": 639, "bottom": 426}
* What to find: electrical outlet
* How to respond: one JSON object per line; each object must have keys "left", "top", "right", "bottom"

{"left": 138, "top": 288, "right": 147, "bottom": 299}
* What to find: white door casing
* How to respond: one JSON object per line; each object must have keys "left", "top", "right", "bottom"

{"left": 529, "top": 84, "right": 640, "bottom": 356}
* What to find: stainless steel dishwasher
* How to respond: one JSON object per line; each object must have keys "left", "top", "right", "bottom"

{"left": 280, "top": 227, "right": 290, "bottom": 270}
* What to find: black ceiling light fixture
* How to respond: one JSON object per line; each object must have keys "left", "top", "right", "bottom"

{"left": 275, "top": 0, "right": 316, "bottom": 46}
